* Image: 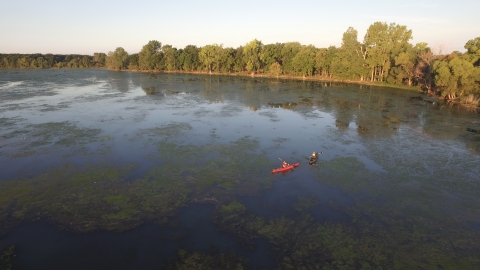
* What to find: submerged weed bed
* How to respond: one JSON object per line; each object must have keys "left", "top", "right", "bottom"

{"left": 0, "top": 137, "right": 274, "bottom": 233}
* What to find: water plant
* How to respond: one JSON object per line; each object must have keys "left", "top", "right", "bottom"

{"left": 0, "top": 137, "right": 275, "bottom": 233}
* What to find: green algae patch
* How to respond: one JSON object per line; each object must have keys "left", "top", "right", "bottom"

{"left": 0, "top": 245, "right": 15, "bottom": 270}
{"left": 0, "top": 163, "right": 137, "bottom": 231}
{"left": 3, "top": 121, "right": 104, "bottom": 158}
{"left": 102, "top": 194, "right": 131, "bottom": 206}
{"left": 154, "top": 137, "right": 275, "bottom": 199}
{"left": 307, "top": 156, "right": 480, "bottom": 268}
{"left": 0, "top": 117, "right": 21, "bottom": 129}
{"left": 138, "top": 122, "right": 193, "bottom": 140}
{"left": 170, "top": 249, "right": 248, "bottom": 270}
{"left": 26, "top": 121, "right": 102, "bottom": 147}
{"left": 213, "top": 200, "right": 329, "bottom": 268}
{"left": 39, "top": 103, "right": 70, "bottom": 112}
{"left": 0, "top": 137, "right": 275, "bottom": 232}
{"left": 213, "top": 196, "right": 480, "bottom": 269}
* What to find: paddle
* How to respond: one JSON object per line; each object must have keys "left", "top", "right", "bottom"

{"left": 305, "top": 151, "right": 324, "bottom": 159}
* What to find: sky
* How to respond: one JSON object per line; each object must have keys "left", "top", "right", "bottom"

{"left": 1, "top": 0, "right": 478, "bottom": 55}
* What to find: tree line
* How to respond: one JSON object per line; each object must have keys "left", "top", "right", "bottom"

{"left": 0, "top": 53, "right": 106, "bottom": 69}
{"left": 1, "top": 22, "right": 479, "bottom": 105}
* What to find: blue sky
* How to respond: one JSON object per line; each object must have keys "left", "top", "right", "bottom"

{"left": 1, "top": 0, "right": 478, "bottom": 55}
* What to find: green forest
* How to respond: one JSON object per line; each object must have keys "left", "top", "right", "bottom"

{"left": 1, "top": 22, "right": 479, "bottom": 106}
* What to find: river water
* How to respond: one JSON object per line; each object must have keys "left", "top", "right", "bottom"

{"left": 0, "top": 69, "right": 479, "bottom": 269}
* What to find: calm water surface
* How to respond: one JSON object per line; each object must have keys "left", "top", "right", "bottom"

{"left": 0, "top": 69, "right": 479, "bottom": 269}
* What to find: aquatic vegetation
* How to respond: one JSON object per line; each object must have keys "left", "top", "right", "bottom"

{"left": 170, "top": 249, "right": 248, "bottom": 270}
{"left": 307, "top": 155, "right": 480, "bottom": 267}
{"left": 213, "top": 196, "right": 480, "bottom": 269}
{"left": 0, "top": 245, "right": 15, "bottom": 270}
{"left": 0, "top": 136, "right": 275, "bottom": 233}
{"left": 1, "top": 121, "right": 103, "bottom": 158}
{"left": 29, "top": 122, "right": 102, "bottom": 146}
{"left": 136, "top": 122, "right": 193, "bottom": 143}
{"left": 39, "top": 102, "right": 70, "bottom": 112}
{"left": 0, "top": 117, "right": 19, "bottom": 129}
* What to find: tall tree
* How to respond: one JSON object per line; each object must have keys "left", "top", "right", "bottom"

{"left": 180, "top": 45, "right": 200, "bottom": 71}
{"left": 106, "top": 47, "right": 129, "bottom": 70}
{"left": 128, "top": 53, "right": 139, "bottom": 70}
{"left": 316, "top": 46, "right": 338, "bottom": 78}
{"left": 393, "top": 45, "right": 416, "bottom": 86}
{"left": 163, "top": 45, "right": 179, "bottom": 71}
{"left": 93, "top": 52, "right": 106, "bottom": 67}
{"left": 433, "top": 54, "right": 478, "bottom": 99}
{"left": 199, "top": 44, "right": 223, "bottom": 73}
{"left": 464, "top": 37, "right": 480, "bottom": 66}
{"left": 331, "top": 27, "right": 367, "bottom": 80}
{"left": 233, "top": 46, "right": 245, "bottom": 72}
{"left": 292, "top": 45, "right": 317, "bottom": 77}
{"left": 243, "top": 39, "right": 263, "bottom": 74}
{"left": 315, "top": 48, "right": 328, "bottom": 76}
{"left": 280, "top": 42, "right": 302, "bottom": 75}
{"left": 220, "top": 47, "right": 236, "bottom": 73}
{"left": 138, "top": 40, "right": 162, "bottom": 70}
{"left": 260, "top": 43, "right": 283, "bottom": 72}
{"left": 363, "top": 22, "right": 412, "bottom": 82}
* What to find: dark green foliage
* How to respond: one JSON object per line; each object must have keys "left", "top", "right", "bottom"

{"left": 292, "top": 45, "right": 317, "bottom": 77}
{"left": 243, "top": 39, "right": 262, "bottom": 73}
{"left": 233, "top": 46, "right": 245, "bottom": 72}
{"left": 163, "top": 45, "right": 180, "bottom": 71}
{"left": 219, "top": 47, "right": 236, "bottom": 73}
{"left": 0, "top": 134, "right": 274, "bottom": 232}
{"left": 105, "top": 47, "right": 129, "bottom": 70}
{"left": 127, "top": 53, "right": 139, "bottom": 70}
{"left": 179, "top": 45, "right": 201, "bottom": 71}
{"left": 260, "top": 43, "right": 283, "bottom": 72}
{"left": 0, "top": 245, "right": 15, "bottom": 270}
{"left": 138, "top": 40, "right": 163, "bottom": 71}
{"left": 280, "top": 42, "right": 302, "bottom": 75}
{"left": 0, "top": 53, "right": 99, "bottom": 69}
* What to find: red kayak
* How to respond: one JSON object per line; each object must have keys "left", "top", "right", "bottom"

{"left": 272, "top": 163, "right": 299, "bottom": 173}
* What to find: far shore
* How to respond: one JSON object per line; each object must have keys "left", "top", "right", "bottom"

{"left": 131, "top": 69, "right": 480, "bottom": 112}
{"left": 4, "top": 67, "right": 479, "bottom": 112}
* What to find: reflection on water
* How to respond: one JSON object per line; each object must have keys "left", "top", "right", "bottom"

{"left": 1, "top": 69, "right": 480, "bottom": 268}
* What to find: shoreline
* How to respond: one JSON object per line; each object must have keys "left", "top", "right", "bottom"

{"left": 3, "top": 67, "right": 479, "bottom": 112}
{"left": 128, "top": 69, "right": 480, "bottom": 112}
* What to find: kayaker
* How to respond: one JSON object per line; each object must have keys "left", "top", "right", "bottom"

{"left": 309, "top": 151, "right": 322, "bottom": 165}
{"left": 282, "top": 160, "right": 289, "bottom": 168}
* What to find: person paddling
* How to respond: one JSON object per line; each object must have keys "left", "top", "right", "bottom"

{"left": 282, "top": 160, "right": 290, "bottom": 168}
{"left": 308, "top": 151, "right": 323, "bottom": 165}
